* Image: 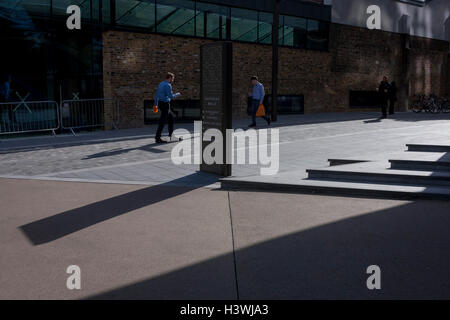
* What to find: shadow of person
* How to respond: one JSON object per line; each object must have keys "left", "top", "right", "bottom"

{"left": 364, "top": 118, "right": 383, "bottom": 124}
{"left": 82, "top": 142, "right": 168, "bottom": 160}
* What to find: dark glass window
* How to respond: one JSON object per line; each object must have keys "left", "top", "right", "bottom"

{"left": 248, "top": 95, "right": 304, "bottom": 115}
{"left": 265, "top": 95, "right": 304, "bottom": 114}
{"left": 196, "top": 2, "right": 228, "bottom": 39}
{"left": 20, "top": 0, "right": 51, "bottom": 17}
{"left": 156, "top": 0, "right": 196, "bottom": 36}
{"left": 283, "top": 15, "right": 307, "bottom": 48}
{"left": 90, "top": 0, "right": 111, "bottom": 24}
{"left": 52, "top": 0, "right": 91, "bottom": 20}
{"left": 258, "top": 12, "right": 272, "bottom": 44}
{"left": 349, "top": 91, "right": 380, "bottom": 109}
{"left": 230, "top": 8, "right": 258, "bottom": 43}
{"left": 115, "top": 0, "right": 155, "bottom": 30}
{"left": 307, "top": 19, "right": 329, "bottom": 51}
{"left": 103, "top": 0, "right": 111, "bottom": 24}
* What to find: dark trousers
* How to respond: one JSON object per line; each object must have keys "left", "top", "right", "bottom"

{"left": 1, "top": 101, "right": 15, "bottom": 129}
{"left": 251, "top": 99, "right": 268, "bottom": 124}
{"left": 389, "top": 99, "right": 396, "bottom": 115}
{"left": 155, "top": 101, "right": 174, "bottom": 139}
{"left": 380, "top": 99, "right": 388, "bottom": 117}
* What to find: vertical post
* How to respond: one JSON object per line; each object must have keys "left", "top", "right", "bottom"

{"left": 204, "top": 11, "right": 208, "bottom": 38}
{"left": 110, "top": 0, "right": 116, "bottom": 26}
{"left": 226, "top": 9, "right": 231, "bottom": 40}
{"left": 99, "top": 0, "right": 103, "bottom": 24}
{"left": 271, "top": 0, "right": 280, "bottom": 122}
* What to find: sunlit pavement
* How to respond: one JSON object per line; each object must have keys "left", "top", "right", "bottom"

{"left": 2, "top": 112, "right": 450, "bottom": 186}
{"left": 2, "top": 112, "right": 450, "bottom": 299}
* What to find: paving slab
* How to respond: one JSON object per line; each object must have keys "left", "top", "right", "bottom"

{"left": 228, "top": 191, "right": 450, "bottom": 299}
{"left": 0, "top": 178, "right": 235, "bottom": 299}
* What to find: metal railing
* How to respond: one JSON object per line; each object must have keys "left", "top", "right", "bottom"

{"left": 61, "top": 98, "right": 104, "bottom": 134}
{"left": 0, "top": 98, "right": 119, "bottom": 136}
{"left": 0, "top": 100, "right": 60, "bottom": 135}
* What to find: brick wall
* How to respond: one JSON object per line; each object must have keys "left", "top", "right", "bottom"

{"left": 103, "top": 24, "right": 449, "bottom": 128}
{"left": 407, "top": 37, "right": 449, "bottom": 100}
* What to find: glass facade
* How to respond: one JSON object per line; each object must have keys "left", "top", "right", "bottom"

{"left": 116, "top": 0, "right": 156, "bottom": 29}
{"left": 109, "top": 0, "right": 330, "bottom": 49}
{"left": 0, "top": 0, "right": 104, "bottom": 102}
{"left": 1, "top": 0, "right": 330, "bottom": 103}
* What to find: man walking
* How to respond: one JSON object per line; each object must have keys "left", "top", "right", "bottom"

{"left": 378, "top": 76, "right": 391, "bottom": 118}
{"left": 154, "top": 72, "right": 181, "bottom": 143}
{"left": 249, "top": 76, "right": 270, "bottom": 127}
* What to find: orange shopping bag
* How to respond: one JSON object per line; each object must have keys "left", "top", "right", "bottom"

{"left": 153, "top": 105, "right": 158, "bottom": 113}
{"left": 256, "top": 104, "right": 265, "bottom": 117}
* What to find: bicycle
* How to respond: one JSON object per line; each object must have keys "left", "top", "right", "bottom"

{"left": 411, "top": 94, "right": 434, "bottom": 113}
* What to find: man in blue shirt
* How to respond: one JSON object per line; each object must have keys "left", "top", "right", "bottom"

{"left": 154, "top": 72, "right": 181, "bottom": 143}
{"left": 249, "top": 76, "right": 270, "bottom": 127}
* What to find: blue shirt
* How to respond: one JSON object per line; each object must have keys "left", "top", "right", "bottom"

{"left": 155, "top": 80, "right": 180, "bottom": 104}
{"left": 252, "top": 82, "right": 265, "bottom": 104}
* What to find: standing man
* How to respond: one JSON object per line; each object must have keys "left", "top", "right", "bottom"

{"left": 249, "top": 76, "right": 271, "bottom": 127}
{"left": 389, "top": 81, "right": 397, "bottom": 115}
{"left": 154, "top": 72, "right": 181, "bottom": 143}
{"left": 0, "top": 74, "right": 13, "bottom": 131}
{"left": 378, "top": 76, "right": 391, "bottom": 118}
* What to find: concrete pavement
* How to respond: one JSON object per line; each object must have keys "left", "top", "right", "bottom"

{"left": 2, "top": 111, "right": 450, "bottom": 299}
{"left": 1, "top": 178, "right": 450, "bottom": 299}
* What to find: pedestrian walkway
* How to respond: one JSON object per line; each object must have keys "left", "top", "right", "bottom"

{"left": 1, "top": 112, "right": 450, "bottom": 188}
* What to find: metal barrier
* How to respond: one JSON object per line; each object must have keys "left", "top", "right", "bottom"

{"left": 0, "top": 100, "right": 59, "bottom": 135}
{"left": 60, "top": 98, "right": 119, "bottom": 134}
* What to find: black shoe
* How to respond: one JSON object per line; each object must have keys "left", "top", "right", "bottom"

{"left": 266, "top": 117, "right": 271, "bottom": 126}
{"left": 155, "top": 137, "right": 168, "bottom": 144}
{"left": 248, "top": 123, "right": 256, "bottom": 128}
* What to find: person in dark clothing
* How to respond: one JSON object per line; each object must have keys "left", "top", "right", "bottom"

{"left": 378, "top": 76, "right": 391, "bottom": 118}
{"left": 0, "top": 74, "right": 13, "bottom": 130}
{"left": 154, "top": 72, "right": 181, "bottom": 144}
{"left": 389, "top": 81, "right": 397, "bottom": 115}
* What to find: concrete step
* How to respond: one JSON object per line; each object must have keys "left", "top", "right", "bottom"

{"left": 306, "top": 162, "right": 450, "bottom": 187}
{"left": 407, "top": 144, "right": 450, "bottom": 153}
{"left": 390, "top": 159, "right": 450, "bottom": 172}
{"left": 221, "top": 178, "right": 450, "bottom": 200}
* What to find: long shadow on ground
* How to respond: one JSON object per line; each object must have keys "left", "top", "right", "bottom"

{"left": 19, "top": 172, "right": 218, "bottom": 246}
{"left": 87, "top": 199, "right": 450, "bottom": 299}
